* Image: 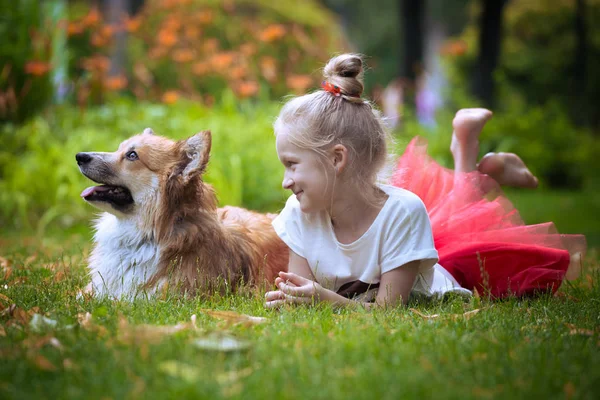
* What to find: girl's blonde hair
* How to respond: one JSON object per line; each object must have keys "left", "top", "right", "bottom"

{"left": 274, "top": 53, "right": 389, "bottom": 204}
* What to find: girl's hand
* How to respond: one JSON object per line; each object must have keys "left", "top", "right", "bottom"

{"left": 264, "top": 271, "right": 324, "bottom": 308}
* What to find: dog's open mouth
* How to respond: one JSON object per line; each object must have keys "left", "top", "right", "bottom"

{"left": 81, "top": 185, "right": 134, "bottom": 206}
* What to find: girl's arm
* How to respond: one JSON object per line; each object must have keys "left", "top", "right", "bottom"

{"left": 287, "top": 249, "right": 317, "bottom": 281}
{"left": 265, "top": 257, "right": 420, "bottom": 309}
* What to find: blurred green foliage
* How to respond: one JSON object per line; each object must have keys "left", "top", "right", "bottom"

{"left": 0, "top": 0, "right": 54, "bottom": 123}
{"left": 432, "top": 4, "right": 600, "bottom": 190}
{"left": 0, "top": 94, "right": 288, "bottom": 232}
{"left": 394, "top": 76, "right": 600, "bottom": 191}
{"left": 449, "top": 0, "right": 600, "bottom": 128}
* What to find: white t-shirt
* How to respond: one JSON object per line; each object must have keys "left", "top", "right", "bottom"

{"left": 272, "top": 184, "right": 470, "bottom": 300}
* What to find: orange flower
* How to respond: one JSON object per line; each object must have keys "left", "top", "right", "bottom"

{"left": 196, "top": 10, "right": 214, "bottom": 25}
{"left": 67, "top": 22, "right": 84, "bottom": 36}
{"left": 157, "top": 29, "right": 178, "bottom": 47}
{"left": 440, "top": 40, "right": 467, "bottom": 57}
{"left": 230, "top": 65, "right": 248, "bottom": 80}
{"left": 191, "top": 61, "right": 210, "bottom": 76}
{"left": 203, "top": 38, "right": 219, "bottom": 54}
{"left": 163, "top": 17, "right": 181, "bottom": 32}
{"left": 101, "top": 25, "right": 115, "bottom": 39}
{"left": 239, "top": 43, "right": 257, "bottom": 57}
{"left": 148, "top": 47, "right": 168, "bottom": 60}
{"left": 82, "top": 56, "right": 110, "bottom": 73}
{"left": 24, "top": 61, "right": 51, "bottom": 76}
{"left": 235, "top": 81, "right": 259, "bottom": 98}
{"left": 90, "top": 32, "right": 108, "bottom": 47}
{"left": 210, "top": 52, "right": 235, "bottom": 70}
{"left": 184, "top": 26, "right": 201, "bottom": 40}
{"left": 260, "top": 56, "right": 277, "bottom": 82}
{"left": 259, "top": 24, "right": 286, "bottom": 42}
{"left": 286, "top": 74, "right": 313, "bottom": 92}
{"left": 103, "top": 75, "right": 128, "bottom": 91}
{"left": 162, "top": 90, "right": 179, "bottom": 104}
{"left": 124, "top": 15, "right": 142, "bottom": 33}
{"left": 172, "top": 48, "right": 195, "bottom": 63}
{"left": 81, "top": 8, "right": 101, "bottom": 28}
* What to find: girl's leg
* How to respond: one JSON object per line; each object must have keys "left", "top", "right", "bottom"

{"left": 451, "top": 108, "right": 539, "bottom": 188}
{"left": 450, "top": 108, "right": 492, "bottom": 174}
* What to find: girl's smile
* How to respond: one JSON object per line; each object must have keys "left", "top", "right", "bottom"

{"left": 276, "top": 130, "right": 336, "bottom": 214}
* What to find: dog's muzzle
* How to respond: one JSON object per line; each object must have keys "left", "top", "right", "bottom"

{"left": 76, "top": 152, "right": 134, "bottom": 210}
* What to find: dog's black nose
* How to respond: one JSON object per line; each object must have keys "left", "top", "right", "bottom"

{"left": 76, "top": 152, "right": 92, "bottom": 166}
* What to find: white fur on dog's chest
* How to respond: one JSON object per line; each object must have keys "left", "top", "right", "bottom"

{"left": 88, "top": 214, "right": 160, "bottom": 299}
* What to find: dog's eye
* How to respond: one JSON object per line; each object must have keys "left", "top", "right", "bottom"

{"left": 126, "top": 151, "right": 138, "bottom": 161}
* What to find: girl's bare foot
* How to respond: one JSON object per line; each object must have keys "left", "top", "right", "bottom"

{"left": 477, "top": 152, "right": 539, "bottom": 188}
{"left": 450, "top": 108, "right": 493, "bottom": 173}
{"left": 566, "top": 252, "right": 582, "bottom": 281}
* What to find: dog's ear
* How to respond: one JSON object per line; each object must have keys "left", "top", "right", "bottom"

{"left": 143, "top": 127, "right": 155, "bottom": 135}
{"left": 178, "top": 130, "right": 212, "bottom": 183}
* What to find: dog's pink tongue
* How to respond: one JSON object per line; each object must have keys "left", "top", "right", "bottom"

{"left": 81, "top": 186, "right": 110, "bottom": 198}
{"left": 81, "top": 186, "right": 97, "bottom": 198}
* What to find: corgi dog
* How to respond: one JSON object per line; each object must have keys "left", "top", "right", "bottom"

{"left": 76, "top": 128, "right": 288, "bottom": 299}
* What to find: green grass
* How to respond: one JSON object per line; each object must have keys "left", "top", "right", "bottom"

{"left": 0, "top": 230, "right": 599, "bottom": 400}
{"left": 504, "top": 188, "right": 600, "bottom": 249}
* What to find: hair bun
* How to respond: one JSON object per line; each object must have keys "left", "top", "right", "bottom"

{"left": 322, "top": 53, "right": 364, "bottom": 99}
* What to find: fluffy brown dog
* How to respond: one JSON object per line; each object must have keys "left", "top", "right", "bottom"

{"left": 76, "top": 128, "right": 288, "bottom": 299}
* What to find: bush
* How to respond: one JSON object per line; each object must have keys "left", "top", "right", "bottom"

{"left": 0, "top": 95, "right": 288, "bottom": 232}
{"left": 65, "top": 0, "right": 347, "bottom": 106}
{"left": 425, "top": 26, "right": 600, "bottom": 190}
{"left": 0, "top": 0, "right": 55, "bottom": 123}
{"left": 393, "top": 96, "right": 600, "bottom": 191}
{"left": 445, "top": 0, "right": 600, "bottom": 128}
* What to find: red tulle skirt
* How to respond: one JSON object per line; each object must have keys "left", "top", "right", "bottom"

{"left": 391, "top": 137, "right": 586, "bottom": 298}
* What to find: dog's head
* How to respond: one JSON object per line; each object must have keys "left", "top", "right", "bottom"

{"left": 76, "top": 128, "right": 211, "bottom": 217}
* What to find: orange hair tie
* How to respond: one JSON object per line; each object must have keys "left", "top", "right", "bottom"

{"left": 321, "top": 80, "right": 342, "bottom": 97}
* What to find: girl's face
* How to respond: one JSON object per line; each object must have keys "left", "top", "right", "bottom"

{"left": 276, "top": 130, "right": 335, "bottom": 214}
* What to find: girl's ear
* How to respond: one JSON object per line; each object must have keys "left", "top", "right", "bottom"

{"left": 331, "top": 144, "right": 348, "bottom": 175}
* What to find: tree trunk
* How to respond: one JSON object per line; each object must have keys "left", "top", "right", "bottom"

{"left": 473, "top": 0, "right": 507, "bottom": 107}
{"left": 104, "top": 0, "right": 128, "bottom": 78}
{"left": 573, "top": 0, "right": 589, "bottom": 126}
{"left": 399, "top": 0, "right": 425, "bottom": 105}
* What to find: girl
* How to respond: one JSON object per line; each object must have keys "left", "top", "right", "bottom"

{"left": 265, "top": 54, "right": 585, "bottom": 309}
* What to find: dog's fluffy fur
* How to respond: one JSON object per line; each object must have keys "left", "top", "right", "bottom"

{"left": 77, "top": 128, "right": 288, "bottom": 299}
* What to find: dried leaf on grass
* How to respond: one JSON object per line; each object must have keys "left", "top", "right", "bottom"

{"left": 410, "top": 308, "right": 485, "bottom": 321}
{"left": 554, "top": 292, "right": 581, "bottom": 302}
{"left": 1, "top": 305, "right": 35, "bottom": 326}
{"left": 0, "top": 325, "right": 5, "bottom": 336}
{"left": 0, "top": 293, "right": 12, "bottom": 307}
{"left": 459, "top": 309, "right": 483, "bottom": 321}
{"left": 159, "top": 361, "right": 254, "bottom": 385}
{"left": 564, "top": 381, "right": 576, "bottom": 400}
{"left": 33, "top": 354, "right": 56, "bottom": 371}
{"left": 23, "top": 335, "right": 63, "bottom": 352}
{"left": 201, "top": 309, "right": 268, "bottom": 327}
{"left": 117, "top": 315, "right": 195, "bottom": 345}
{"left": 0, "top": 256, "right": 11, "bottom": 268}
{"left": 216, "top": 366, "right": 254, "bottom": 385}
{"left": 2, "top": 266, "right": 12, "bottom": 281}
{"left": 565, "top": 323, "right": 596, "bottom": 336}
{"left": 409, "top": 308, "right": 440, "bottom": 319}
{"left": 192, "top": 333, "right": 251, "bottom": 352}
{"left": 77, "top": 312, "right": 108, "bottom": 336}
{"left": 24, "top": 255, "right": 37, "bottom": 267}
{"left": 159, "top": 361, "right": 200, "bottom": 383}
{"left": 30, "top": 314, "right": 58, "bottom": 332}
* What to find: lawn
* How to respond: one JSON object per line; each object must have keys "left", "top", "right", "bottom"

{"left": 1, "top": 187, "right": 599, "bottom": 400}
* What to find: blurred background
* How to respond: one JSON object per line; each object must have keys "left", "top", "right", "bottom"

{"left": 0, "top": 0, "right": 599, "bottom": 248}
